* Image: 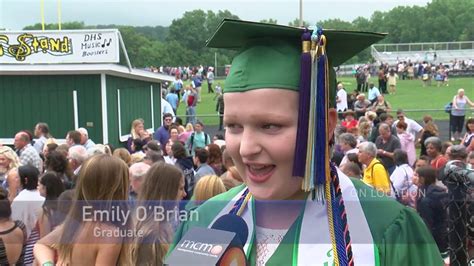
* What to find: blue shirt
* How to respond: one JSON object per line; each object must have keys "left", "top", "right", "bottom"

{"left": 166, "top": 93, "right": 179, "bottom": 109}
{"left": 368, "top": 87, "right": 381, "bottom": 101}
{"left": 154, "top": 126, "right": 170, "bottom": 149}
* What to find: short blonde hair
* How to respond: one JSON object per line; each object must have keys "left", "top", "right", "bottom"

{"left": 185, "top": 123, "right": 194, "bottom": 132}
{"left": 193, "top": 175, "right": 226, "bottom": 202}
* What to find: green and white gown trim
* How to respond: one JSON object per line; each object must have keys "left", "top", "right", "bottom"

{"left": 208, "top": 170, "right": 377, "bottom": 265}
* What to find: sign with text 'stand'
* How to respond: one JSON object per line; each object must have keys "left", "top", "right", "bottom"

{"left": 0, "top": 29, "right": 119, "bottom": 64}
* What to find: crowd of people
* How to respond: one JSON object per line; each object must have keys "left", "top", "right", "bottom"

{"left": 333, "top": 99, "right": 474, "bottom": 262}
{"left": 0, "top": 113, "right": 243, "bottom": 264}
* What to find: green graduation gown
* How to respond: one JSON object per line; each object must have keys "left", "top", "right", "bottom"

{"left": 170, "top": 178, "right": 443, "bottom": 265}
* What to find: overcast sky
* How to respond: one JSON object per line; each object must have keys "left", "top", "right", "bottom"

{"left": 1, "top": 0, "right": 431, "bottom": 30}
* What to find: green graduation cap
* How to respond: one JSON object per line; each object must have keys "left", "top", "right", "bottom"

{"left": 206, "top": 19, "right": 386, "bottom": 95}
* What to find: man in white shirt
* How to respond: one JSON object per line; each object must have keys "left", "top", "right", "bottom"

{"left": 336, "top": 82, "right": 348, "bottom": 120}
{"left": 368, "top": 83, "right": 381, "bottom": 104}
{"left": 392, "top": 109, "right": 423, "bottom": 141}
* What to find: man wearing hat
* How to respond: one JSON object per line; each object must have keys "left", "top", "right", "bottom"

{"left": 169, "top": 20, "right": 442, "bottom": 265}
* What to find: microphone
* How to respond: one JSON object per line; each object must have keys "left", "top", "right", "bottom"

{"left": 165, "top": 214, "right": 249, "bottom": 266}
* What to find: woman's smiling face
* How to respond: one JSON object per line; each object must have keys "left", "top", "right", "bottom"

{"left": 224, "top": 89, "right": 302, "bottom": 200}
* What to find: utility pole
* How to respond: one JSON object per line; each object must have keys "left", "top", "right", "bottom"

{"left": 299, "top": 0, "right": 303, "bottom": 27}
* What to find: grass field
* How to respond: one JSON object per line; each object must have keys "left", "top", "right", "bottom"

{"left": 176, "top": 76, "right": 474, "bottom": 126}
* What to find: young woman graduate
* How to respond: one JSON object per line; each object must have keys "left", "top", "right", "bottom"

{"left": 169, "top": 19, "right": 443, "bottom": 266}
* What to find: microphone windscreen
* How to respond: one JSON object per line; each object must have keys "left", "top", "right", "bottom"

{"left": 211, "top": 214, "right": 249, "bottom": 245}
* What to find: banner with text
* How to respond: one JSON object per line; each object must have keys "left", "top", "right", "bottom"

{"left": 0, "top": 29, "right": 119, "bottom": 64}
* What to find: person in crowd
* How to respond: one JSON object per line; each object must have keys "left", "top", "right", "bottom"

{"left": 42, "top": 140, "right": 58, "bottom": 159}
{"left": 340, "top": 162, "right": 362, "bottom": 179}
{"left": 212, "top": 134, "right": 226, "bottom": 149}
{"left": 11, "top": 165, "right": 44, "bottom": 264}
{"left": 370, "top": 95, "right": 391, "bottom": 114}
{"left": 163, "top": 139, "right": 176, "bottom": 165}
{"left": 34, "top": 155, "right": 129, "bottom": 265}
{"left": 45, "top": 151, "right": 72, "bottom": 185}
{"left": 390, "top": 149, "right": 415, "bottom": 207}
{"left": 393, "top": 109, "right": 423, "bottom": 140}
{"left": 376, "top": 123, "right": 402, "bottom": 174}
{"left": 154, "top": 113, "right": 174, "bottom": 152}
{"left": 358, "top": 142, "right": 391, "bottom": 194}
{"left": 367, "top": 83, "right": 381, "bottom": 104}
{"left": 357, "top": 121, "right": 372, "bottom": 142}
{"left": 193, "top": 175, "right": 226, "bottom": 203}
{"left": 220, "top": 165, "right": 243, "bottom": 190}
{"left": 377, "top": 66, "right": 387, "bottom": 94}
{"left": 341, "top": 110, "right": 358, "bottom": 130}
{"left": 396, "top": 121, "right": 416, "bottom": 166}
{"left": 353, "top": 93, "right": 371, "bottom": 119}
{"left": 451, "top": 88, "right": 474, "bottom": 141}
{"left": 124, "top": 162, "right": 186, "bottom": 265}
{"left": 67, "top": 145, "right": 87, "bottom": 181}
{"left": 191, "top": 72, "right": 203, "bottom": 102}
{"left": 168, "top": 125, "right": 179, "bottom": 144}
{"left": 161, "top": 89, "right": 176, "bottom": 119}
{"left": 420, "top": 116, "right": 439, "bottom": 156}
{"left": 206, "top": 143, "right": 224, "bottom": 176}
{"left": 193, "top": 148, "right": 216, "bottom": 184}
{"left": 127, "top": 118, "right": 151, "bottom": 154}
{"left": 178, "top": 123, "right": 194, "bottom": 144}
{"left": 413, "top": 166, "right": 448, "bottom": 260}
{"left": 0, "top": 146, "right": 20, "bottom": 184}
{"left": 338, "top": 133, "right": 359, "bottom": 167}
{"left": 335, "top": 82, "right": 348, "bottom": 120}
{"left": 143, "top": 150, "right": 164, "bottom": 165}
{"left": 11, "top": 166, "right": 44, "bottom": 238}
{"left": 170, "top": 20, "right": 442, "bottom": 265}
{"left": 77, "top": 128, "right": 95, "bottom": 150}
{"left": 185, "top": 86, "right": 198, "bottom": 125}
{"left": 415, "top": 155, "right": 431, "bottom": 170}
{"left": 14, "top": 131, "right": 42, "bottom": 172}
{"left": 65, "top": 131, "right": 82, "bottom": 148}
{"left": 207, "top": 66, "right": 215, "bottom": 93}
{"left": 172, "top": 142, "right": 194, "bottom": 200}
{"left": 461, "top": 117, "right": 474, "bottom": 152}
{"left": 33, "top": 122, "right": 51, "bottom": 154}
{"left": 216, "top": 92, "right": 225, "bottom": 131}
{"left": 0, "top": 187, "right": 27, "bottom": 265}
{"left": 185, "top": 121, "right": 211, "bottom": 156}
{"left": 386, "top": 69, "right": 399, "bottom": 95}
{"left": 369, "top": 113, "right": 397, "bottom": 142}
{"left": 425, "top": 136, "right": 448, "bottom": 170}
{"left": 172, "top": 75, "right": 184, "bottom": 101}
{"left": 129, "top": 162, "right": 151, "bottom": 201}
{"left": 166, "top": 88, "right": 179, "bottom": 115}
{"left": 37, "top": 172, "right": 65, "bottom": 238}
{"left": 112, "top": 148, "right": 132, "bottom": 166}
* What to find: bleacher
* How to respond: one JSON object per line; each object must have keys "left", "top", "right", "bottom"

{"left": 371, "top": 41, "right": 474, "bottom": 65}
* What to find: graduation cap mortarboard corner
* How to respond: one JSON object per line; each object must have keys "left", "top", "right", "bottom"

{"left": 206, "top": 19, "right": 386, "bottom": 95}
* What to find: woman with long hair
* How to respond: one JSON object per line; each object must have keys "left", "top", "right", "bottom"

{"left": 413, "top": 166, "right": 448, "bottom": 259}
{"left": 420, "top": 116, "right": 439, "bottom": 156}
{"left": 193, "top": 175, "right": 226, "bottom": 203}
{"left": 34, "top": 155, "right": 129, "bottom": 265}
{"left": 0, "top": 147, "right": 20, "bottom": 201}
{"left": 0, "top": 187, "right": 27, "bottom": 265}
{"left": 37, "top": 172, "right": 65, "bottom": 238}
{"left": 127, "top": 118, "right": 152, "bottom": 153}
{"left": 461, "top": 117, "right": 474, "bottom": 152}
{"left": 125, "top": 162, "right": 186, "bottom": 265}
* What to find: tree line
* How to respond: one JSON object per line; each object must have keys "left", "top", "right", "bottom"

{"left": 22, "top": 0, "right": 474, "bottom": 67}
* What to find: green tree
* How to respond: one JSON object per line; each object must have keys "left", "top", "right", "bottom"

{"left": 260, "top": 19, "right": 278, "bottom": 24}
{"left": 288, "top": 18, "right": 310, "bottom": 27}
